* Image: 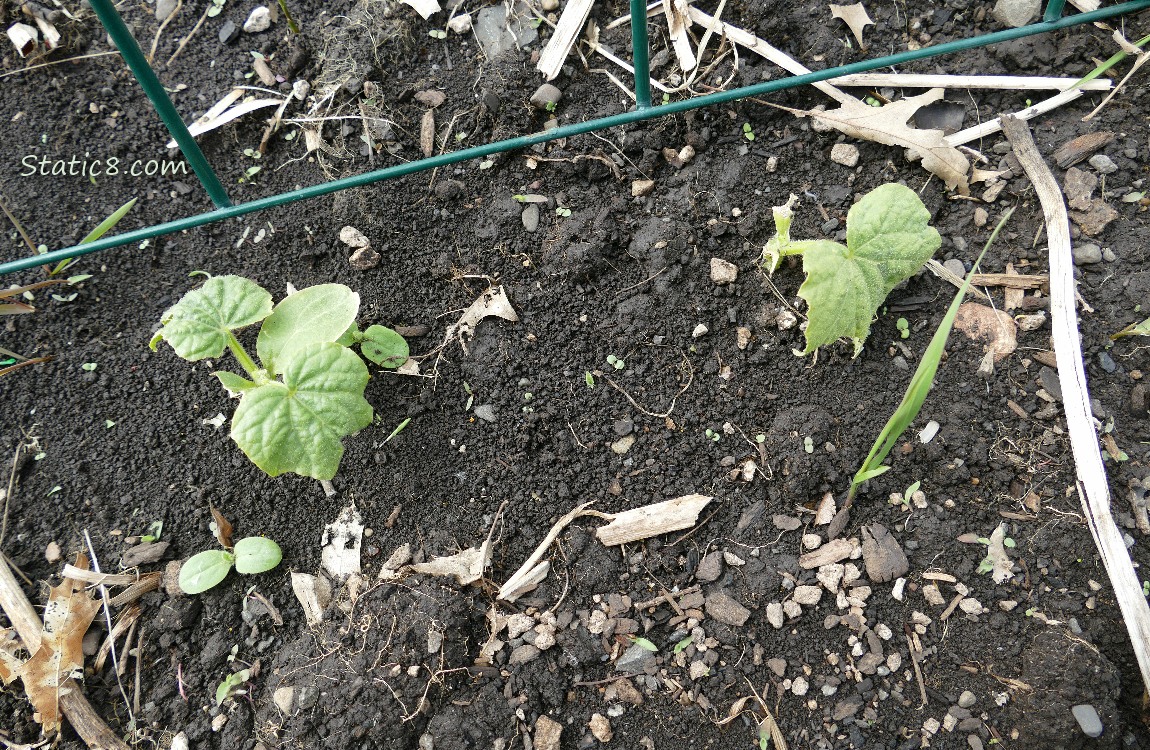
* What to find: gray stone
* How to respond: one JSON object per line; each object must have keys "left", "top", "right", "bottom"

{"left": 695, "top": 551, "right": 724, "bottom": 583}
{"left": 615, "top": 643, "right": 656, "bottom": 673}
{"left": 793, "top": 585, "right": 823, "bottom": 606}
{"left": 709, "top": 257, "right": 738, "bottom": 285}
{"left": 1071, "top": 704, "right": 1103, "bottom": 738}
{"left": 243, "top": 6, "right": 273, "bottom": 33}
{"left": 509, "top": 644, "right": 541, "bottom": 664}
{"left": 704, "top": 591, "right": 751, "bottom": 626}
{"left": 1102, "top": 247, "right": 1116, "bottom": 262}
{"left": 156, "top": 0, "right": 178, "bottom": 21}
{"left": 529, "top": 83, "right": 562, "bottom": 111}
{"left": 349, "top": 246, "right": 380, "bottom": 270}
{"left": 958, "top": 690, "right": 977, "bottom": 708}
{"left": 992, "top": 0, "right": 1040, "bottom": 27}
{"left": 613, "top": 419, "right": 634, "bottom": 437}
{"left": 1073, "top": 243, "right": 1103, "bottom": 265}
{"left": 521, "top": 204, "right": 540, "bottom": 232}
{"left": 1039, "top": 366, "right": 1063, "bottom": 401}
{"left": 861, "top": 524, "right": 909, "bottom": 582}
{"left": 475, "top": 2, "right": 538, "bottom": 59}
{"left": 610, "top": 435, "right": 635, "bottom": 454}
{"left": 218, "top": 19, "right": 239, "bottom": 44}
{"left": 473, "top": 404, "right": 497, "bottom": 423}
{"left": 765, "top": 602, "right": 784, "bottom": 629}
{"left": 943, "top": 258, "right": 966, "bottom": 278}
{"left": 1088, "top": 154, "right": 1118, "bottom": 174}
{"left": 830, "top": 143, "right": 859, "bottom": 167}
{"left": 833, "top": 696, "right": 863, "bottom": 721}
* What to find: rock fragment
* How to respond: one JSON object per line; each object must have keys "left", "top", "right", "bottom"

{"left": 709, "top": 258, "right": 738, "bottom": 285}
{"left": 589, "top": 713, "right": 613, "bottom": 742}
{"left": 861, "top": 524, "right": 909, "bottom": 582}
{"left": 243, "top": 6, "right": 273, "bottom": 33}
{"left": 799, "top": 537, "right": 854, "bottom": 568}
{"left": 704, "top": 591, "right": 751, "bottom": 626}
{"left": 830, "top": 143, "right": 859, "bottom": 167}
{"left": 534, "top": 716, "right": 563, "bottom": 750}
{"left": 529, "top": 84, "right": 562, "bottom": 111}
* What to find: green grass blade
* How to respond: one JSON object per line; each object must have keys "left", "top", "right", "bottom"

{"left": 849, "top": 208, "right": 1015, "bottom": 500}
{"left": 1063, "top": 33, "right": 1150, "bottom": 93}
{"left": 50, "top": 197, "right": 137, "bottom": 276}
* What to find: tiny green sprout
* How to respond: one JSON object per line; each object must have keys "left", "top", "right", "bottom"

{"left": 428, "top": 29, "right": 447, "bottom": 39}
{"left": 455, "top": 132, "right": 467, "bottom": 142}
{"left": 673, "top": 635, "right": 693, "bottom": 654}
{"left": 755, "top": 433, "right": 766, "bottom": 443}
{"left": 284, "top": 130, "right": 297, "bottom": 141}
{"left": 383, "top": 417, "right": 411, "bottom": 445}
{"left": 630, "top": 636, "right": 658, "bottom": 652}
{"left": 523, "top": 392, "right": 533, "bottom": 401}
{"left": 759, "top": 728, "right": 770, "bottom": 750}
{"left": 864, "top": 95, "right": 882, "bottom": 107}
{"left": 206, "top": 0, "right": 225, "bottom": 17}
{"left": 105, "top": 420, "right": 115, "bottom": 429}
{"left": 530, "top": 17, "right": 543, "bottom": 28}
{"left": 661, "top": 93, "right": 670, "bottom": 105}
{"left": 179, "top": 536, "right": 282, "bottom": 594}
{"left": 1024, "top": 607, "right": 1036, "bottom": 617}
{"left": 242, "top": 148, "right": 261, "bottom": 160}
{"left": 479, "top": 159, "right": 494, "bottom": 170}
{"left": 804, "top": 436, "right": 814, "bottom": 454}
{"left": 605, "top": 354, "right": 625, "bottom": 370}
{"left": 33, "top": 452, "right": 46, "bottom": 461}
{"left": 1142, "top": 580, "right": 1149, "bottom": 597}
{"left": 81, "top": 362, "right": 97, "bottom": 371}
{"left": 584, "top": 371, "right": 595, "bottom": 389}
{"left": 705, "top": 428, "right": 721, "bottom": 443}
{"left": 742, "top": 122, "right": 756, "bottom": 141}
{"left": 46, "top": 486, "right": 61, "bottom": 497}
{"left": 140, "top": 520, "right": 163, "bottom": 544}
{"left": 896, "top": 317, "right": 910, "bottom": 339}
{"left": 215, "top": 668, "right": 252, "bottom": 706}
{"left": 556, "top": 206, "right": 572, "bottom": 217}
{"left": 545, "top": 100, "right": 557, "bottom": 113}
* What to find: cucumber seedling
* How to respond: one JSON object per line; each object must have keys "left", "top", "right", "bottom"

{"left": 179, "top": 536, "right": 283, "bottom": 595}
{"left": 151, "top": 275, "right": 408, "bottom": 480}
{"left": 762, "top": 183, "right": 941, "bottom": 356}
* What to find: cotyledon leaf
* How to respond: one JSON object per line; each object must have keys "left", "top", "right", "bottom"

{"left": 150, "top": 275, "right": 273, "bottom": 361}
{"left": 793, "top": 183, "right": 941, "bottom": 355}
{"left": 230, "top": 341, "right": 372, "bottom": 480}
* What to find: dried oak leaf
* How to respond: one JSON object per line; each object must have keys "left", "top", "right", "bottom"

{"left": 14, "top": 568, "right": 101, "bottom": 730}
{"left": 0, "top": 628, "right": 23, "bottom": 685}
{"left": 829, "top": 3, "right": 874, "bottom": 47}
{"left": 785, "top": 89, "right": 970, "bottom": 194}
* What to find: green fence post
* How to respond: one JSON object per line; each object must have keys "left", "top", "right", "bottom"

{"left": 87, "top": 0, "right": 232, "bottom": 208}
{"left": 629, "top": 0, "right": 652, "bottom": 108}
{"left": 1044, "top": 0, "right": 1067, "bottom": 22}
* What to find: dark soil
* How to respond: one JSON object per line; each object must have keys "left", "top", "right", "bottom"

{"left": 2, "top": 1, "right": 1150, "bottom": 749}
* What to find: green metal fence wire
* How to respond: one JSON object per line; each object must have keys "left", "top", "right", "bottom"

{"left": 1, "top": 0, "right": 1148, "bottom": 277}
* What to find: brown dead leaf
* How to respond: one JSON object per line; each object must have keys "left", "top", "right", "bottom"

{"left": 0, "top": 628, "right": 22, "bottom": 684}
{"left": 784, "top": 89, "right": 970, "bottom": 194}
{"left": 14, "top": 556, "right": 101, "bottom": 730}
{"left": 210, "top": 504, "right": 233, "bottom": 549}
{"left": 829, "top": 3, "right": 874, "bottom": 48}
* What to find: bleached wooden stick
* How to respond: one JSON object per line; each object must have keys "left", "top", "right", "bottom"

{"left": 1002, "top": 115, "right": 1150, "bottom": 694}
{"left": 537, "top": 0, "right": 595, "bottom": 81}
{"left": 596, "top": 494, "right": 712, "bottom": 546}
{"left": 946, "top": 87, "right": 1088, "bottom": 147}
{"left": 827, "top": 73, "right": 1110, "bottom": 91}
{"left": 664, "top": 0, "right": 697, "bottom": 73}
{"left": 499, "top": 502, "right": 597, "bottom": 601}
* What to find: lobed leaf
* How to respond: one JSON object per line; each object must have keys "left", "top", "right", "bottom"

{"left": 151, "top": 276, "right": 273, "bottom": 361}
{"left": 775, "top": 184, "right": 941, "bottom": 355}
{"left": 256, "top": 284, "right": 359, "bottom": 376}
{"left": 230, "top": 341, "right": 372, "bottom": 479}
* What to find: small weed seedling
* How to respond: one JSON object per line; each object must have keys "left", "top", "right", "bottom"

{"left": 848, "top": 209, "right": 1013, "bottom": 501}
{"left": 179, "top": 536, "right": 282, "bottom": 594}
{"left": 705, "top": 428, "right": 721, "bottom": 443}
{"left": 896, "top": 317, "right": 910, "bottom": 339}
{"left": 742, "top": 122, "right": 756, "bottom": 141}
{"left": 605, "top": 354, "right": 625, "bottom": 370}
{"left": 151, "top": 275, "right": 409, "bottom": 479}
{"left": 762, "top": 183, "right": 941, "bottom": 356}
{"left": 584, "top": 371, "right": 595, "bottom": 389}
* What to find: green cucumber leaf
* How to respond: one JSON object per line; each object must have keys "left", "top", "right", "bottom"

{"left": 256, "top": 284, "right": 359, "bottom": 376}
{"left": 360, "top": 325, "right": 409, "bottom": 368}
{"left": 179, "top": 549, "right": 235, "bottom": 594}
{"left": 335, "top": 322, "right": 360, "bottom": 347}
{"left": 151, "top": 275, "right": 273, "bottom": 360}
{"left": 768, "top": 184, "right": 941, "bottom": 356}
{"left": 230, "top": 341, "right": 373, "bottom": 479}
{"left": 215, "top": 371, "right": 258, "bottom": 396}
{"left": 233, "top": 536, "right": 282, "bottom": 574}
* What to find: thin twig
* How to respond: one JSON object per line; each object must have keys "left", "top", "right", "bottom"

{"left": 0, "top": 51, "right": 119, "bottom": 80}
{"left": 82, "top": 530, "right": 135, "bottom": 728}
{"left": 148, "top": 0, "right": 182, "bottom": 63}
{"left": 166, "top": 4, "right": 210, "bottom": 66}
{"left": 605, "top": 356, "right": 693, "bottom": 419}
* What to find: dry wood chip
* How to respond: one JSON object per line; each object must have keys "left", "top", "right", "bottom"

{"left": 798, "top": 537, "right": 854, "bottom": 569}
{"left": 1053, "top": 131, "right": 1114, "bottom": 169}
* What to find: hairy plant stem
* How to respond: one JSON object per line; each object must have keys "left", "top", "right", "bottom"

{"left": 226, "top": 332, "right": 264, "bottom": 382}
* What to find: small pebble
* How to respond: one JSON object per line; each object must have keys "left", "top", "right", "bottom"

{"left": 1071, "top": 704, "right": 1103, "bottom": 738}
{"left": 1072, "top": 243, "right": 1102, "bottom": 265}
{"left": 830, "top": 143, "right": 859, "bottom": 167}
{"left": 692, "top": 323, "right": 709, "bottom": 338}
{"left": 973, "top": 207, "right": 988, "bottom": 227}
{"left": 522, "top": 204, "right": 540, "bottom": 232}
{"left": 709, "top": 258, "right": 738, "bottom": 285}
{"left": 943, "top": 258, "right": 966, "bottom": 278}
{"left": 1088, "top": 154, "right": 1118, "bottom": 175}
{"left": 243, "top": 6, "right": 273, "bottom": 33}
{"left": 218, "top": 19, "right": 240, "bottom": 44}
{"left": 958, "top": 690, "right": 977, "bottom": 708}
{"left": 529, "top": 83, "right": 562, "bottom": 111}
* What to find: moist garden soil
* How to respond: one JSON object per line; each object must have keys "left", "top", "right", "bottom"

{"left": 2, "top": 0, "right": 1150, "bottom": 748}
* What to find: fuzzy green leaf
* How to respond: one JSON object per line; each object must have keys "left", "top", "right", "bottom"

{"left": 179, "top": 550, "right": 235, "bottom": 594}
{"left": 256, "top": 284, "right": 359, "bottom": 376}
{"left": 360, "top": 325, "right": 409, "bottom": 368}
{"left": 151, "top": 276, "right": 273, "bottom": 360}
{"left": 215, "top": 668, "right": 251, "bottom": 706}
{"left": 214, "top": 371, "right": 258, "bottom": 396}
{"left": 769, "top": 184, "right": 941, "bottom": 355}
{"left": 233, "top": 536, "right": 283, "bottom": 574}
{"left": 230, "top": 341, "right": 372, "bottom": 479}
